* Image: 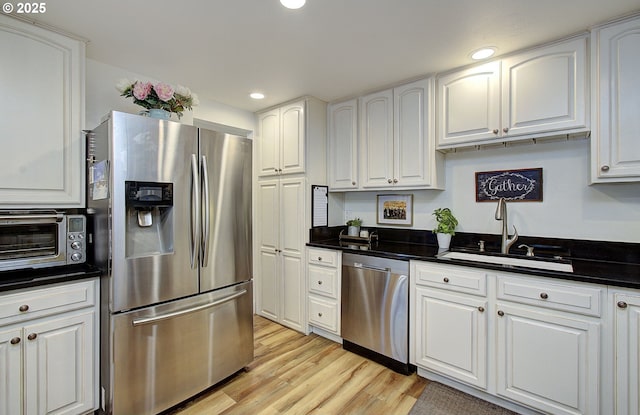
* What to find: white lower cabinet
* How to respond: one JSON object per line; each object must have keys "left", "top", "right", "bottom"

{"left": 411, "top": 261, "right": 604, "bottom": 415}
{"left": 495, "top": 303, "right": 600, "bottom": 415}
{"left": 0, "top": 278, "right": 99, "bottom": 415}
{"left": 306, "top": 247, "right": 341, "bottom": 339}
{"left": 414, "top": 286, "right": 488, "bottom": 388}
{"left": 612, "top": 289, "right": 640, "bottom": 415}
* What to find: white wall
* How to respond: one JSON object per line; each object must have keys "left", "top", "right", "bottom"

{"left": 85, "top": 59, "right": 255, "bottom": 132}
{"left": 342, "top": 139, "right": 640, "bottom": 243}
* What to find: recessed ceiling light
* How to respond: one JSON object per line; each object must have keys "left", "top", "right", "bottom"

{"left": 250, "top": 92, "right": 265, "bottom": 100}
{"left": 470, "top": 47, "right": 497, "bottom": 60}
{"left": 280, "top": 0, "right": 306, "bottom": 9}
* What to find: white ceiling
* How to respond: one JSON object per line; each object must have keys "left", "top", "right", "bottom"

{"left": 27, "top": 0, "right": 640, "bottom": 112}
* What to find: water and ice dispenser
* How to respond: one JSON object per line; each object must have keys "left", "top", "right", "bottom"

{"left": 125, "top": 181, "right": 174, "bottom": 257}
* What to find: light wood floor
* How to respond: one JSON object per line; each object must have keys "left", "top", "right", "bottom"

{"left": 167, "top": 315, "right": 428, "bottom": 415}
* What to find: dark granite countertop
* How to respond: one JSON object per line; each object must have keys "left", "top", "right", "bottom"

{"left": 308, "top": 227, "right": 640, "bottom": 289}
{"left": 0, "top": 263, "right": 102, "bottom": 293}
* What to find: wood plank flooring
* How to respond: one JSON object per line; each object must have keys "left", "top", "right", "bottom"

{"left": 167, "top": 315, "right": 428, "bottom": 415}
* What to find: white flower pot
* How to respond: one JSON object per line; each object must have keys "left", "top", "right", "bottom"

{"left": 348, "top": 226, "right": 360, "bottom": 236}
{"left": 436, "top": 233, "right": 452, "bottom": 250}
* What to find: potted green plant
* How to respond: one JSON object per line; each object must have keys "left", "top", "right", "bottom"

{"left": 346, "top": 217, "right": 363, "bottom": 236}
{"left": 432, "top": 208, "right": 458, "bottom": 249}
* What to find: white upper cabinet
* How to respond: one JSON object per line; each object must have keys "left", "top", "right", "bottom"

{"left": 359, "top": 89, "right": 394, "bottom": 188}
{"left": 437, "top": 61, "right": 501, "bottom": 146}
{"left": 327, "top": 99, "right": 358, "bottom": 190}
{"left": 437, "top": 36, "right": 588, "bottom": 149}
{"left": 394, "top": 79, "right": 443, "bottom": 189}
{"left": 0, "top": 15, "right": 85, "bottom": 208}
{"left": 257, "top": 100, "right": 305, "bottom": 177}
{"left": 591, "top": 15, "right": 640, "bottom": 183}
{"left": 355, "top": 78, "right": 443, "bottom": 190}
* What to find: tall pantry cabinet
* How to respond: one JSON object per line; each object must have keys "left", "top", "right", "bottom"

{"left": 255, "top": 97, "right": 327, "bottom": 333}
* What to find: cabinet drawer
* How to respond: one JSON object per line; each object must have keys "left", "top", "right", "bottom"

{"left": 413, "top": 262, "right": 487, "bottom": 296}
{"left": 308, "top": 295, "right": 339, "bottom": 333}
{"left": 0, "top": 279, "right": 97, "bottom": 324}
{"left": 308, "top": 265, "right": 339, "bottom": 298}
{"left": 497, "top": 275, "right": 602, "bottom": 317}
{"left": 308, "top": 248, "right": 339, "bottom": 268}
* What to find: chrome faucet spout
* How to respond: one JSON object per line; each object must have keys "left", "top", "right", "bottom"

{"left": 495, "top": 197, "right": 519, "bottom": 254}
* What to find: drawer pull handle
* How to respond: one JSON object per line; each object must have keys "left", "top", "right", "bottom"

{"left": 443, "top": 277, "right": 450, "bottom": 283}
{"left": 27, "top": 333, "right": 37, "bottom": 341}
{"left": 478, "top": 306, "right": 485, "bottom": 313}
{"left": 318, "top": 281, "right": 323, "bottom": 285}
{"left": 497, "top": 310, "right": 504, "bottom": 317}
{"left": 618, "top": 301, "right": 628, "bottom": 309}
{"left": 540, "top": 292, "right": 549, "bottom": 300}
{"left": 19, "top": 305, "right": 29, "bottom": 312}
{"left": 10, "top": 337, "right": 21, "bottom": 345}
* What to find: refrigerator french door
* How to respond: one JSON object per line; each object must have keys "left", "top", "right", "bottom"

{"left": 88, "top": 111, "right": 253, "bottom": 415}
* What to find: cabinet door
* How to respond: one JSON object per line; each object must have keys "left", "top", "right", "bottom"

{"left": 280, "top": 101, "right": 306, "bottom": 176}
{"left": 592, "top": 17, "right": 640, "bottom": 182}
{"left": 0, "top": 327, "right": 22, "bottom": 415}
{"left": 394, "top": 79, "right": 433, "bottom": 187}
{"left": 614, "top": 292, "right": 640, "bottom": 415}
{"left": 414, "top": 287, "right": 487, "bottom": 389}
{"left": 502, "top": 37, "right": 587, "bottom": 137}
{"left": 256, "top": 180, "right": 279, "bottom": 320}
{"left": 360, "top": 89, "right": 394, "bottom": 188}
{"left": 24, "top": 311, "right": 95, "bottom": 415}
{"left": 437, "top": 61, "right": 501, "bottom": 147}
{"left": 328, "top": 99, "right": 358, "bottom": 190}
{"left": 279, "top": 177, "right": 305, "bottom": 331}
{"left": 257, "top": 108, "right": 280, "bottom": 176}
{"left": 0, "top": 15, "right": 84, "bottom": 208}
{"left": 496, "top": 303, "right": 599, "bottom": 415}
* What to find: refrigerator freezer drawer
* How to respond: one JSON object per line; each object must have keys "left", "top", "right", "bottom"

{"left": 109, "top": 281, "right": 253, "bottom": 415}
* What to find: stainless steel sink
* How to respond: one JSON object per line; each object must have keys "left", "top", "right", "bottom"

{"left": 438, "top": 250, "right": 573, "bottom": 272}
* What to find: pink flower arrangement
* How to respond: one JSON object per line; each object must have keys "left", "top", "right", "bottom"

{"left": 117, "top": 79, "right": 198, "bottom": 119}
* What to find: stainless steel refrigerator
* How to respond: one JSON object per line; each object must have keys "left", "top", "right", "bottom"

{"left": 87, "top": 111, "right": 253, "bottom": 415}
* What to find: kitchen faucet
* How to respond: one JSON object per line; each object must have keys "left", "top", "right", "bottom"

{"left": 495, "top": 197, "right": 519, "bottom": 254}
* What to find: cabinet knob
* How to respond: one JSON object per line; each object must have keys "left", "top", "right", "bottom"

{"left": 493, "top": 129, "right": 499, "bottom": 135}
{"left": 352, "top": 181, "right": 356, "bottom": 186}
{"left": 27, "top": 333, "right": 37, "bottom": 341}
{"left": 387, "top": 178, "right": 393, "bottom": 183}
{"left": 318, "top": 312, "right": 323, "bottom": 317}
{"left": 10, "top": 337, "right": 21, "bottom": 345}
{"left": 318, "top": 257, "right": 322, "bottom": 261}
{"left": 318, "top": 280, "right": 323, "bottom": 285}
{"left": 497, "top": 310, "right": 505, "bottom": 317}
{"left": 601, "top": 165, "right": 610, "bottom": 172}
{"left": 478, "top": 306, "right": 485, "bottom": 313}
{"left": 540, "top": 292, "right": 549, "bottom": 300}
{"left": 443, "top": 277, "right": 449, "bottom": 283}
{"left": 19, "top": 305, "right": 29, "bottom": 312}
{"left": 393, "top": 179, "right": 398, "bottom": 183}
{"left": 618, "top": 301, "right": 628, "bottom": 309}
{"left": 503, "top": 127, "right": 509, "bottom": 133}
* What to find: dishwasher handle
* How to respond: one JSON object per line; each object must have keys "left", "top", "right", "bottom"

{"left": 353, "top": 262, "right": 391, "bottom": 273}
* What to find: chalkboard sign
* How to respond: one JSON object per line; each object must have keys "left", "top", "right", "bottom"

{"left": 476, "top": 168, "right": 543, "bottom": 202}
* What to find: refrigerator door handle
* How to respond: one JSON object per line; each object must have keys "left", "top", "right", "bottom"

{"left": 190, "top": 154, "right": 200, "bottom": 269}
{"left": 200, "top": 154, "right": 210, "bottom": 268}
{"left": 131, "top": 289, "right": 248, "bottom": 326}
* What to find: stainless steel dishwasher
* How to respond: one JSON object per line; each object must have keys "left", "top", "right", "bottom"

{"left": 341, "top": 253, "right": 412, "bottom": 374}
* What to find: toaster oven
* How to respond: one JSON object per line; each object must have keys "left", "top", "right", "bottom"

{"left": 0, "top": 210, "right": 86, "bottom": 271}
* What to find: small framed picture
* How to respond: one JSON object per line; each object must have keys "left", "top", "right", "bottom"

{"left": 377, "top": 194, "right": 413, "bottom": 226}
